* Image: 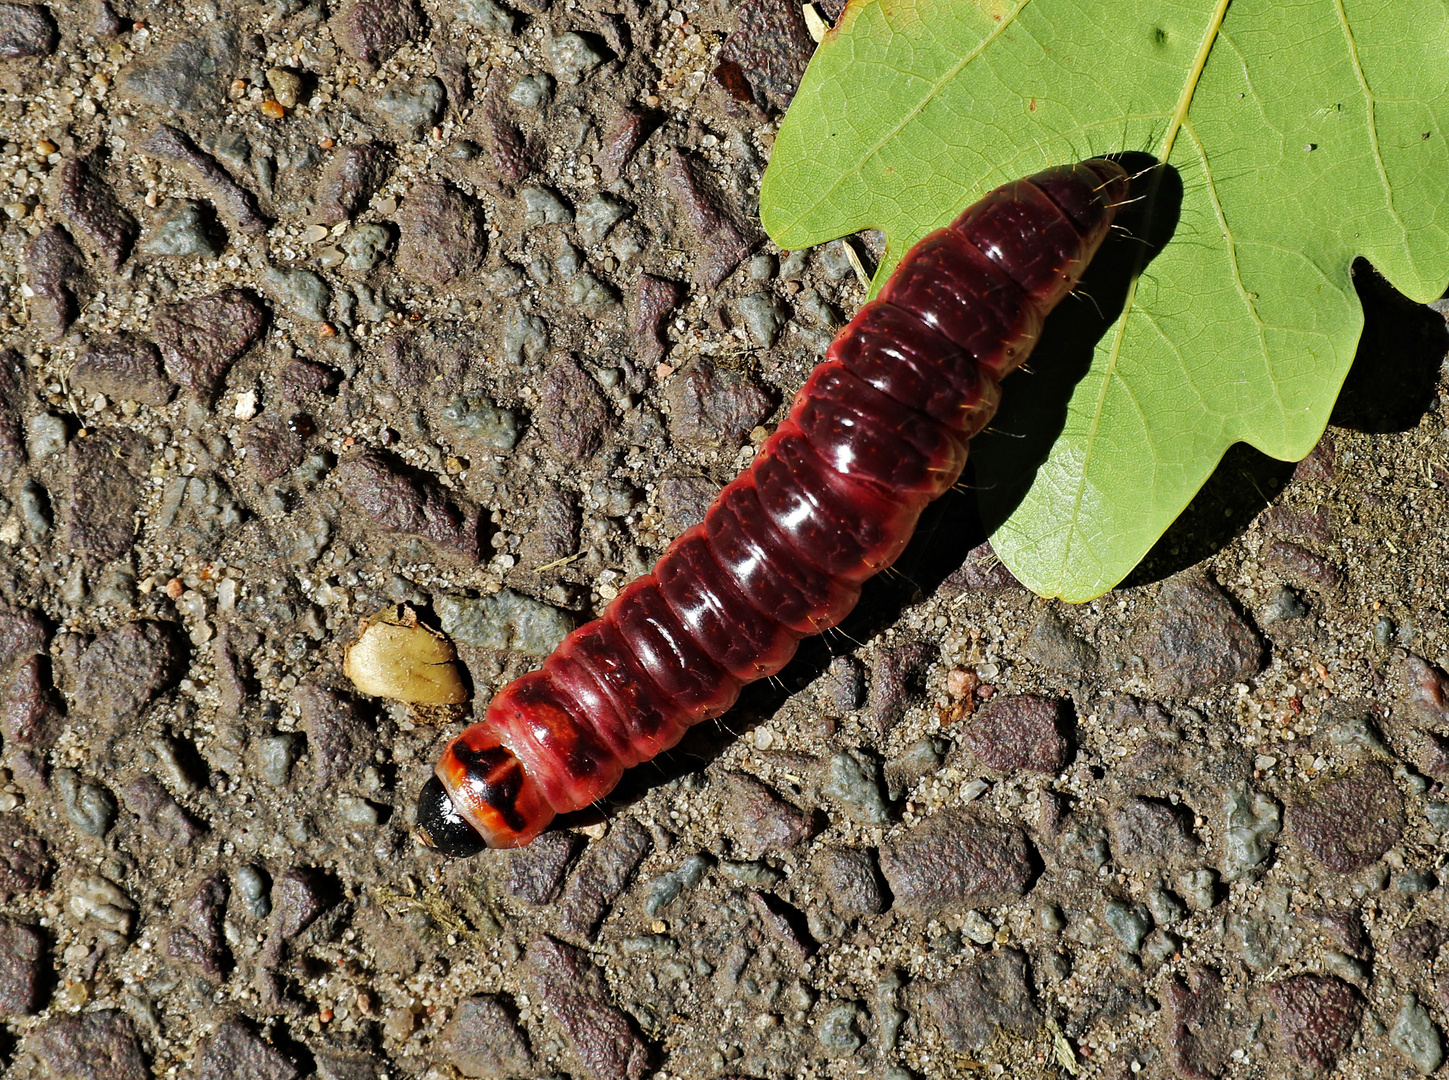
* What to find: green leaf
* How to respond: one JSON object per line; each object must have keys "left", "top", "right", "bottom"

{"left": 761, "top": 0, "right": 1449, "bottom": 601}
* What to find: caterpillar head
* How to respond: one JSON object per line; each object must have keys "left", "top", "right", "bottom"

{"left": 417, "top": 727, "right": 555, "bottom": 853}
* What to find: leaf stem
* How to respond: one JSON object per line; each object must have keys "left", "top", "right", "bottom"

{"left": 1160, "top": 0, "right": 1231, "bottom": 162}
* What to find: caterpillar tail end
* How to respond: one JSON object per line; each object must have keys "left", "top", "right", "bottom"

{"left": 417, "top": 726, "right": 557, "bottom": 854}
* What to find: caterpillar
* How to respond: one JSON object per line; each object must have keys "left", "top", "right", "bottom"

{"left": 418, "top": 158, "right": 1131, "bottom": 854}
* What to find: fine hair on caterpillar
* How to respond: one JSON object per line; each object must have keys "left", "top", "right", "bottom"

{"left": 418, "top": 158, "right": 1137, "bottom": 855}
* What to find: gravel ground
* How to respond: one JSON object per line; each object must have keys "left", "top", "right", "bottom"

{"left": 3, "top": 1, "right": 1449, "bottom": 1079}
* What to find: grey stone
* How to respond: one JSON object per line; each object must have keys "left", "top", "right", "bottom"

{"left": 25, "top": 412, "right": 67, "bottom": 462}
{"left": 340, "top": 224, "right": 391, "bottom": 272}
{"left": 509, "top": 73, "right": 553, "bottom": 108}
{"left": 570, "top": 272, "right": 623, "bottom": 318}
{"left": 521, "top": 185, "right": 574, "bottom": 226}
{"left": 1026, "top": 608, "right": 1099, "bottom": 672}
{"left": 548, "top": 31, "right": 607, "bottom": 84}
{"left": 262, "top": 266, "right": 331, "bottom": 322}
{"left": 644, "top": 853, "right": 712, "bottom": 917}
{"left": 816, "top": 1001, "right": 863, "bottom": 1055}
{"left": 577, "top": 193, "right": 631, "bottom": 245}
{"left": 503, "top": 308, "right": 549, "bottom": 364}
{"left": 373, "top": 76, "right": 446, "bottom": 139}
{"left": 235, "top": 864, "right": 272, "bottom": 918}
{"left": 737, "top": 291, "right": 789, "bottom": 348}
{"left": 54, "top": 768, "right": 117, "bottom": 837}
{"left": 257, "top": 733, "right": 304, "bottom": 785}
{"left": 1263, "top": 585, "right": 1310, "bottom": 623}
{"left": 1221, "top": 786, "right": 1281, "bottom": 880}
{"left": 141, "top": 199, "right": 222, "bottom": 258}
{"left": 1103, "top": 899, "right": 1153, "bottom": 952}
{"left": 439, "top": 395, "right": 519, "bottom": 451}
{"left": 1146, "top": 885, "right": 1187, "bottom": 926}
{"left": 822, "top": 749, "right": 890, "bottom": 825}
{"left": 1391, "top": 993, "right": 1443, "bottom": 1073}
{"left": 437, "top": 590, "right": 575, "bottom": 655}
{"left": 454, "top": 0, "right": 518, "bottom": 33}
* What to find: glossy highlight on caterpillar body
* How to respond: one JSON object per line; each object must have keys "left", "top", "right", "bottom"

{"left": 417, "top": 158, "right": 1131, "bottom": 854}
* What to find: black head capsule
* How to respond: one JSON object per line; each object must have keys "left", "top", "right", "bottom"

{"left": 416, "top": 774, "right": 487, "bottom": 858}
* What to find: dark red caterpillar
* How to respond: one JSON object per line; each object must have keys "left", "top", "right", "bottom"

{"left": 418, "top": 158, "right": 1130, "bottom": 853}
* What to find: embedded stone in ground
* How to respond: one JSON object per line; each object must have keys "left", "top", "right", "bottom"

{"left": 879, "top": 810, "right": 1034, "bottom": 915}
{"left": 26, "top": 1010, "right": 147, "bottom": 1080}
{"left": 558, "top": 819, "right": 653, "bottom": 941}
{"left": 962, "top": 693, "right": 1071, "bottom": 774}
{"left": 1137, "top": 573, "right": 1264, "bottom": 696}
{"left": 152, "top": 288, "right": 268, "bottom": 401}
{"left": 0, "top": 2, "right": 58, "bottom": 57}
{"left": 720, "top": 771, "right": 816, "bottom": 859}
{"left": 664, "top": 357, "right": 772, "bottom": 446}
{"left": 527, "top": 936, "right": 650, "bottom": 1080}
{"left": 1288, "top": 763, "right": 1404, "bottom": 873}
{"left": 1267, "top": 973, "right": 1362, "bottom": 1072}
{"left": 441, "top": 995, "right": 536, "bottom": 1078}
{"left": 332, "top": 0, "right": 425, "bottom": 68}
{"left": 908, "top": 948, "right": 1039, "bottom": 1053}
{"left": 395, "top": 182, "right": 487, "bottom": 286}
{"left": 72, "top": 335, "right": 175, "bottom": 407}
{"left": 336, "top": 450, "right": 486, "bottom": 562}
{"left": 75, "top": 619, "right": 186, "bottom": 729}
{"left": 0, "top": 919, "right": 46, "bottom": 1016}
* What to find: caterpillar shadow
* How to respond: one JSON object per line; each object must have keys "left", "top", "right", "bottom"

{"left": 1123, "top": 257, "right": 1448, "bottom": 588}
{"left": 968, "top": 152, "right": 1183, "bottom": 541}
